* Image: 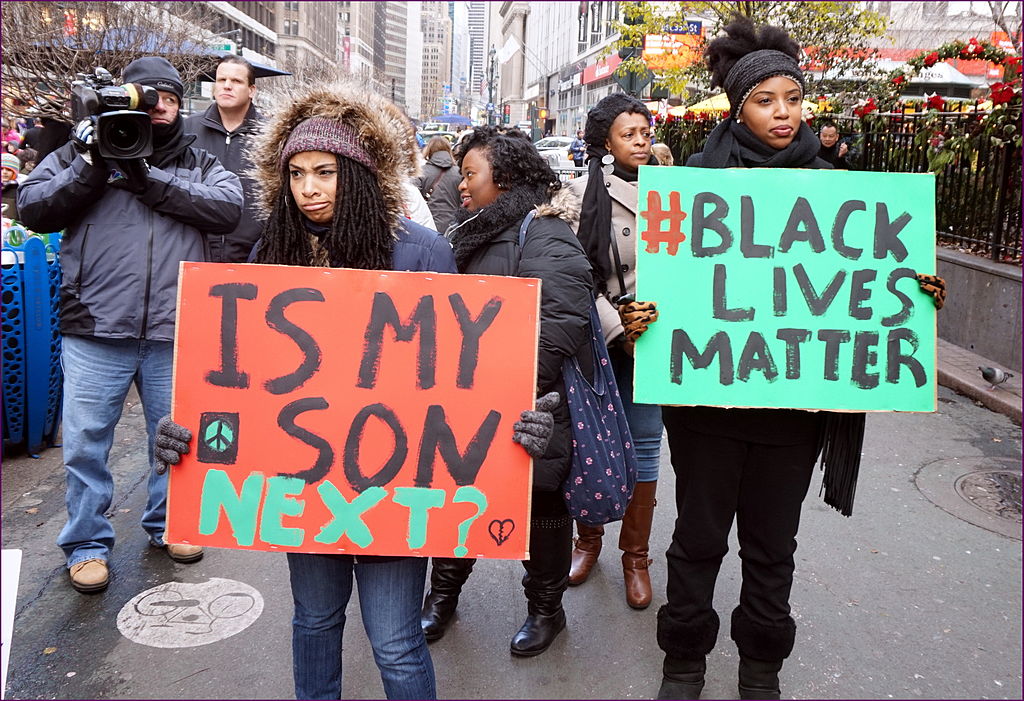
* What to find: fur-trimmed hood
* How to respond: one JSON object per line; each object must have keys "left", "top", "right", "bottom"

{"left": 249, "top": 80, "right": 419, "bottom": 230}
{"left": 534, "top": 201, "right": 575, "bottom": 227}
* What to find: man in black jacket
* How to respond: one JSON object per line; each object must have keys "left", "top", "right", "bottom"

{"left": 817, "top": 121, "right": 850, "bottom": 169}
{"left": 18, "top": 56, "right": 242, "bottom": 595}
{"left": 185, "top": 56, "right": 263, "bottom": 262}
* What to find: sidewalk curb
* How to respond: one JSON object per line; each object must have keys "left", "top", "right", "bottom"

{"left": 937, "top": 338, "right": 1022, "bottom": 425}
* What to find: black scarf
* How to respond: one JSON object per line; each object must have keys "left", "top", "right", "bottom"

{"left": 699, "top": 118, "right": 821, "bottom": 169}
{"left": 448, "top": 185, "right": 545, "bottom": 271}
{"left": 577, "top": 146, "right": 658, "bottom": 294}
{"left": 147, "top": 117, "right": 192, "bottom": 168}
{"left": 697, "top": 117, "right": 863, "bottom": 517}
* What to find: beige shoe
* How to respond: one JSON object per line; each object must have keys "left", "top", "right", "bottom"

{"left": 166, "top": 543, "right": 204, "bottom": 563}
{"left": 69, "top": 559, "right": 109, "bottom": 593}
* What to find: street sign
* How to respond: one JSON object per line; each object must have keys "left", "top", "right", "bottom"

{"left": 662, "top": 20, "right": 701, "bottom": 35}
{"left": 615, "top": 68, "right": 654, "bottom": 97}
{"left": 486, "top": 102, "right": 494, "bottom": 111}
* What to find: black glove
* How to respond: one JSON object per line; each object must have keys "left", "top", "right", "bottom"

{"left": 71, "top": 118, "right": 105, "bottom": 169}
{"left": 154, "top": 415, "right": 192, "bottom": 475}
{"left": 108, "top": 158, "right": 150, "bottom": 194}
{"left": 512, "top": 391, "right": 560, "bottom": 458}
{"left": 916, "top": 273, "right": 946, "bottom": 310}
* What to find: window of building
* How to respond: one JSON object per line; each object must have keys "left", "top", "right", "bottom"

{"left": 606, "top": 1, "right": 619, "bottom": 37}
{"left": 578, "top": 8, "right": 588, "bottom": 54}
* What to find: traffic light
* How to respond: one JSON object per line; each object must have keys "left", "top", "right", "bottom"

{"left": 502, "top": 103, "right": 511, "bottom": 125}
{"left": 538, "top": 108, "right": 547, "bottom": 120}
{"left": 618, "top": 3, "right": 644, "bottom": 60}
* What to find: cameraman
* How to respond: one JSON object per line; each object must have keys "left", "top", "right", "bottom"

{"left": 18, "top": 56, "right": 242, "bottom": 595}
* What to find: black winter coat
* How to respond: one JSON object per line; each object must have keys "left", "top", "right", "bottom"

{"left": 458, "top": 208, "right": 594, "bottom": 491}
{"left": 184, "top": 103, "right": 264, "bottom": 263}
{"left": 413, "top": 150, "right": 462, "bottom": 234}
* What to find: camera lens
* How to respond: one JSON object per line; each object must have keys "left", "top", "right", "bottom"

{"left": 95, "top": 112, "right": 153, "bottom": 160}
{"left": 106, "top": 122, "right": 142, "bottom": 152}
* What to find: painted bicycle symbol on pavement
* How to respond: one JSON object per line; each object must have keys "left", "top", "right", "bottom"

{"left": 117, "top": 578, "right": 263, "bottom": 648}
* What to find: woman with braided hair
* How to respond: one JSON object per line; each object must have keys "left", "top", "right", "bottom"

{"left": 551, "top": 93, "right": 665, "bottom": 611}
{"left": 644, "top": 18, "right": 946, "bottom": 700}
{"left": 153, "top": 83, "right": 560, "bottom": 699}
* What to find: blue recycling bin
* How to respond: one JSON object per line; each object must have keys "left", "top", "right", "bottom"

{"left": 2, "top": 229, "right": 63, "bottom": 455}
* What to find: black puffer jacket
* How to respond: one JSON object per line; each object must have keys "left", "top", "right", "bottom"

{"left": 185, "top": 103, "right": 264, "bottom": 262}
{"left": 413, "top": 150, "right": 462, "bottom": 234}
{"left": 454, "top": 204, "right": 594, "bottom": 491}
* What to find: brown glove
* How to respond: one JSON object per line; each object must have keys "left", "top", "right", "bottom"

{"left": 916, "top": 273, "right": 946, "bottom": 310}
{"left": 618, "top": 300, "right": 659, "bottom": 342}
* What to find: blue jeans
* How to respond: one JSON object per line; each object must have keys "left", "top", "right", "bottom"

{"left": 287, "top": 553, "right": 435, "bottom": 700}
{"left": 57, "top": 335, "right": 173, "bottom": 567}
{"left": 610, "top": 343, "right": 663, "bottom": 482}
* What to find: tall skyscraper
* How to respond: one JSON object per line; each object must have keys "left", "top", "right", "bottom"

{"left": 467, "top": 2, "right": 488, "bottom": 100}
{"left": 421, "top": 2, "right": 452, "bottom": 118}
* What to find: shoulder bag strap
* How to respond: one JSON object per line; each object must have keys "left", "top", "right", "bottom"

{"left": 422, "top": 167, "right": 447, "bottom": 199}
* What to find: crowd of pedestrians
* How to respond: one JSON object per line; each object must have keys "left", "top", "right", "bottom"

{"left": 10, "top": 15, "right": 948, "bottom": 700}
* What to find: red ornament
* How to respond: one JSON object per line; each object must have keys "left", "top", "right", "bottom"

{"left": 990, "top": 81, "right": 1016, "bottom": 105}
{"left": 926, "top": 93, "right": 946, "bottom": 110}
{"left": 854, "top": 97, "right": 877, "bottom": 117}
{"left": 923, "top": 52, "right": 939, "bottom": 68}
{"left": 892, "top": 74, "right": 906, "bottom": 85}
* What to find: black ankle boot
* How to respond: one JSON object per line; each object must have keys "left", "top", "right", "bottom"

{"left": 657, "top": 656, "right": 705, "bottom": 700}
{"left": 510, "top": 608, "right": 567, "bottom": 656}
{"left": 738, "top": 657, "right": 783, "bottom": 700}
{"left": 420, "top": 557, "right": 475, "bottom": 642}
{"left": 510, "top": 513, "right": 572, "bottom": 657}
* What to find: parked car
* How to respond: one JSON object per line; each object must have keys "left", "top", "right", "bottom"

{"left": 534, "top": 135, "right": 575, "bottom": 169}
{"left": 418, "top": 130, "right": 457, "bottom": 146}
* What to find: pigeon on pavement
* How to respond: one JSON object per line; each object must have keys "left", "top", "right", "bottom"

{"left": 978, "top": 366, "right": 1014, "bottom": 390}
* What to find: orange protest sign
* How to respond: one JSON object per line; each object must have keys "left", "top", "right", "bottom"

{"left": 166, "top": 263, "right": 540, "bottom": 560}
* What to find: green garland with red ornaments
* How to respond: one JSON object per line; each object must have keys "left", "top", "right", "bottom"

{"left": 876, "top": 37, "right": 1021, "bottom": 112}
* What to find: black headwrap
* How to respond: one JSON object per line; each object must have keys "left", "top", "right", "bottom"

{"left": 577, "top": 94, "right": 654, "bottom": 294}
{"left": 722, "top": 49, "right": 805, "bottom": 119}
{"left": 698, "top": 118, "right": 822, "bottom": 169}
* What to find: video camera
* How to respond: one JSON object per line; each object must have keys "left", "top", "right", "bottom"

{"left": 70, "top": 67, "right": 159, "bottom": 160}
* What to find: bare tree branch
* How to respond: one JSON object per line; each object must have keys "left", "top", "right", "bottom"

{"left": 1, "top": 2, "right": 219, "bottom": 122}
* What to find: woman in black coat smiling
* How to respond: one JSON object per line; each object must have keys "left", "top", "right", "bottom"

{"left": 419, "top": 126, "right": 594, "bottom": 657}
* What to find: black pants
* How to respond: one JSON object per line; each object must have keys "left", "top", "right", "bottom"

{"left": 657, "top": 415, "right": 818, "bottom": 662}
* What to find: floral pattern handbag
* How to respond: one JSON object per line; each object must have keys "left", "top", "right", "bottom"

{"left": 560, "top": 304, "right": 638, "bottom": 526}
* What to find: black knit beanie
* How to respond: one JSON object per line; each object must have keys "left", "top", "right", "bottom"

{"left": 122, "top": 56, "right": 184, "bottom": 101}
{"left": 723, "top": 49, "right": 804, "bottom": 118}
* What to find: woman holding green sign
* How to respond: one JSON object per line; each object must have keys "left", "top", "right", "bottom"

{"left": 650, "top": 17, "right": 946, "bottom": 700}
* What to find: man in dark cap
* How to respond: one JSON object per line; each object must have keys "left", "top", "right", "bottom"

{"left": 18, "top": 56, "right": 243, "bottom": 595}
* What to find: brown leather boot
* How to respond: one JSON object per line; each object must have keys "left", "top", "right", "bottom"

{"left": 567, "top": 522, "right": 604, "bottom": 586}
{"left": 619, "top": 480, "right": 657, "bottom": 609}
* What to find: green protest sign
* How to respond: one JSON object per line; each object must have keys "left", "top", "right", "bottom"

{"left": 633, "top": 166, "right": 936, "bottom": 412}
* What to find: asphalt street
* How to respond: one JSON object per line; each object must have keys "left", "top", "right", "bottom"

{"left": 2, "top": 384, "right": 1021, "bottom": 700}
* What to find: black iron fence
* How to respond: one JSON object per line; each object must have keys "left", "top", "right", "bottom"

{"left": 658, "top": 109, "right": 1023, "bottom": 263}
